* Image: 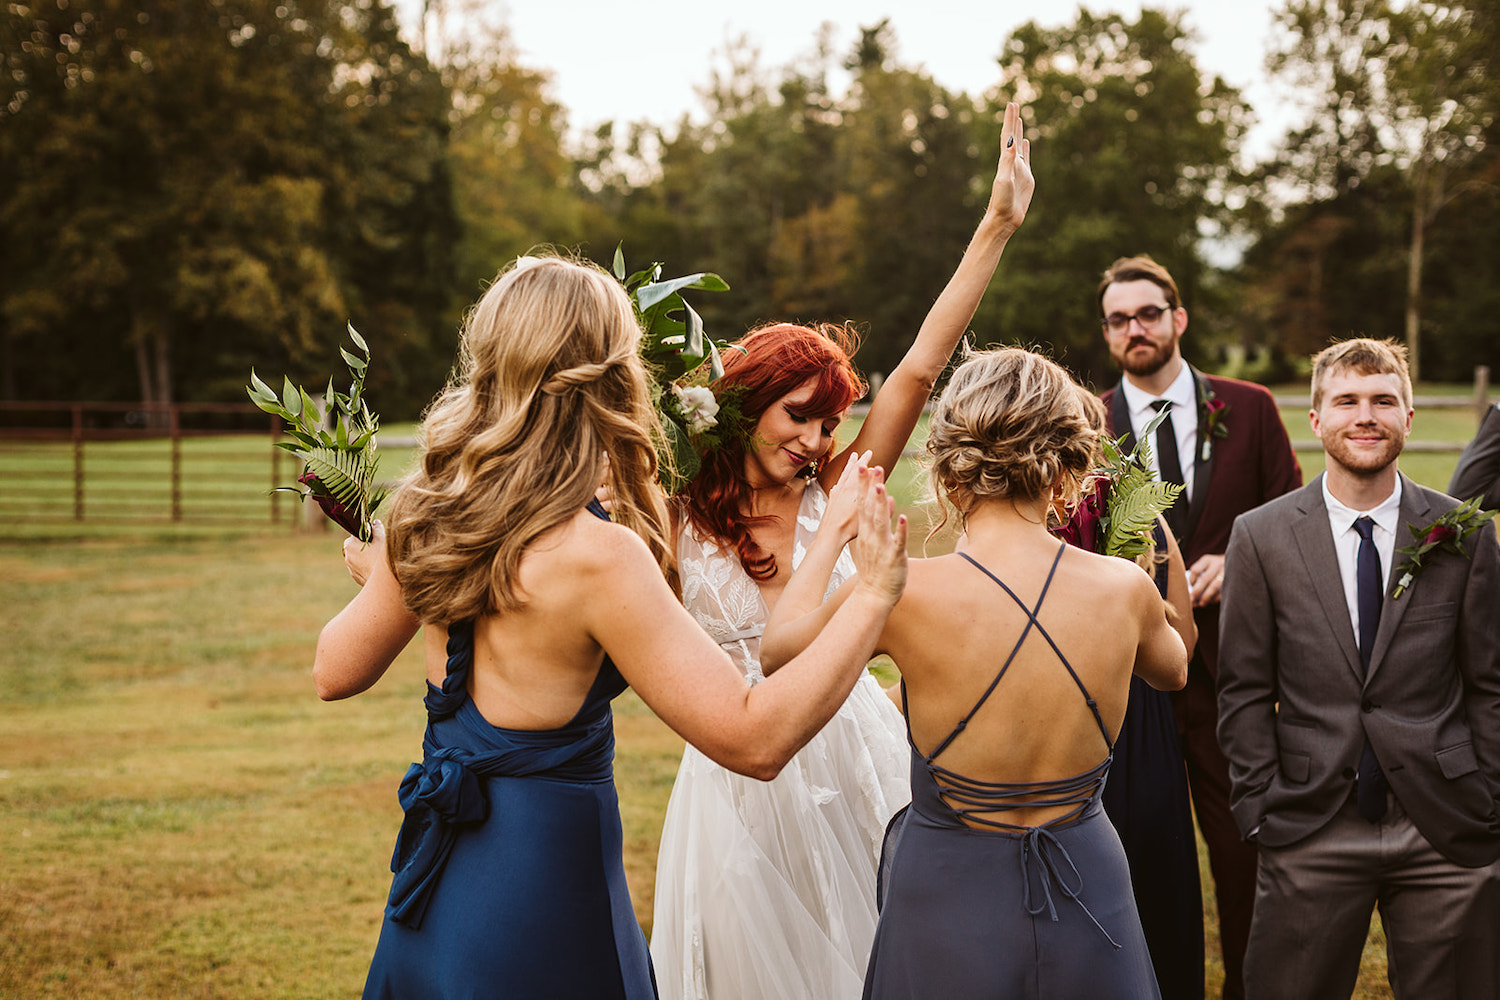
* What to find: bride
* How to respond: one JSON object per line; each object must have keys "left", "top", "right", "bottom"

{"left": 651, "top": 102, "right": 1033, "bottom": 1000}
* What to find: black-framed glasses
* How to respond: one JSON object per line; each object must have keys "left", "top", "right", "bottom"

{"left": 1102, "top": 304, "right": 1171, "bottom": 334}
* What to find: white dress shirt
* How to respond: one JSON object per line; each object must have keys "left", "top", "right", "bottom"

{"left": 1121, "top": 363, "right": 1198, "bottom": 502}
{"left": 1321, "top": 474, "right": 1403, "bottom": 650}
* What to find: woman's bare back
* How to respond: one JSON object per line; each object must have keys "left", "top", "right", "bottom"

{"left": 882, "top": 542, "right": 1161, "bottom": 827}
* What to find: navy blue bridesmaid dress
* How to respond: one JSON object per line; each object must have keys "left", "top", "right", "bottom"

{"left": 362, "top": 508, "right": 656, "bottom": 999}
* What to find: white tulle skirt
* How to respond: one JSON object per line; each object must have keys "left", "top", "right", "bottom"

{"left": 649, "top": 671, "right": 910, "bottom": 1000}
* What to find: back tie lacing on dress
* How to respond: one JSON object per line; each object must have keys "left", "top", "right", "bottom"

{"left": 906, "top": 545, "right": 1121, "bottom": 949}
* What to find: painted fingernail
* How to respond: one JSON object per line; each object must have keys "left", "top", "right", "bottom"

{"left": 1007, "top": 137, "right": 1014, "bottom": 148}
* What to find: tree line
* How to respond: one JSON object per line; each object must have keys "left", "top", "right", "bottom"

{"left": 2, "top": 0, "right": 1496, "bottom": 420}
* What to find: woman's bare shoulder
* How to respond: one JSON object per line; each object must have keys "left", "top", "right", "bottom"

{"left": 1055, "top": 545, "right": 1158, "bottom": 604}
{"left": 519, "top": 509, "right": 658, "bottom": 596}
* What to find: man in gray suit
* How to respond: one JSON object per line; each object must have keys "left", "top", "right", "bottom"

{"left": 1217, "top": 338, "right": 1500, "bottom": 999}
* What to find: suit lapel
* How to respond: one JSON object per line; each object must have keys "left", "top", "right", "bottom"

{"left": 1180, "top": 366, "right": 1215, "bottom": 546}
{"left": 1366, "top": 474, "right": 1433, "bottom": 679}
{"left": 1109, "top": 383, "right": 1135, "bottom": 455}
{"left": 1289, "top": 477, "right": 1364, "bottom": 682}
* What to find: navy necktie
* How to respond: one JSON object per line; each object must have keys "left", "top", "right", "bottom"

{"left": 1353, "top": 516, "right": 1388, "bottom": 822}
{"left": 1151, "top": 399, "right": 1187, "bottom": 536}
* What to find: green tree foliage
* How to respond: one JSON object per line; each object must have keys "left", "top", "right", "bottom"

{"left": 0, "top": 0, "right": 456, "bottom": 415}
{"left": 617, "top": 23, "right": 990, "bottom": 377}
{"left": 647, "top": 32, "right": 848, "bottom": 334}
{"left": 974, "top": 8, "right": 1250, "bottom": 386}
{"left": 831, "top": 21, "right": 993, "bottom": 376}
{"left": 423, "top": 7, "right": 590, "bottom": 295}
{"left": 1245, "top": 0, "right": 1499, "bottom": 381}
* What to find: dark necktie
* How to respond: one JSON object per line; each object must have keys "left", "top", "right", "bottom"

{"left": 1353, "top": 516, "right": 1388, "bottom": 822}
{"left": 1151, "top": 399, "right": 1187, "bottom": 536}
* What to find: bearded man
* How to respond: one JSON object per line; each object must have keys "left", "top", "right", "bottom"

{"left": 1097, "top": 255, "right": 1302, "bottom": 1000}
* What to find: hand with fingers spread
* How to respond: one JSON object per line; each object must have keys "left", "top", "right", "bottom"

{"left": 823, "top": 449, "right": 873, "bottom": 547}
{"left": 849, "top": 463, "right": 908, "bottom": 606}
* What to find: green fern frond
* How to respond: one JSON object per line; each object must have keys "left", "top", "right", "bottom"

{"left": 248, "top": 327, "right": 386, "bottom": 538}
{"left": 305, "top": 448, "right": 376, "bottom": 505}
{"left": 1103, "top": 480, "right": 1182, "bottom": 560}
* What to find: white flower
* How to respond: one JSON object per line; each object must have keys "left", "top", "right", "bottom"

{"left": 674, "top": 385, "right": 720, "bottom": 434}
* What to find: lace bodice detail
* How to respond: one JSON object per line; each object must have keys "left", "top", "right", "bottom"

{"left": 677, "top": 481, "right": 854, "bottom": 684}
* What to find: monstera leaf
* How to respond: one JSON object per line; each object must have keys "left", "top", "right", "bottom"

{"left": 613, "top": 246, "right": 737, "bottom": 493}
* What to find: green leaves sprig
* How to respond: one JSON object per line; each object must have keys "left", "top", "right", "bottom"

{"left": 1097, "top": 405, "right": 1184, "bottom": 561}
{"left": 613, "top": 246, "right": 736, "bottom": 492}
{"left": 246, "top": 325, "right": 388, "bottom": 542}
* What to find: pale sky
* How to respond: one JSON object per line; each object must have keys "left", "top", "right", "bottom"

{"left": 400, "top": 1, "right": 1297, "bottom": 163}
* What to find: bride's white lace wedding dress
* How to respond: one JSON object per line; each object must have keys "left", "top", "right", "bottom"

{"left": 650, "top": 481, "right": 910, "bottom": 1000}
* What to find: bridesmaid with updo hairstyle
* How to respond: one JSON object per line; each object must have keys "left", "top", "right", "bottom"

{"left": 763, "top": 346, "right": 1192, "bottom": 999}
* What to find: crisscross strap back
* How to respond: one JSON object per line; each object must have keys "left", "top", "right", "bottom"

{"left": 906, "top": 545, "right": 1123, "bottom": 946}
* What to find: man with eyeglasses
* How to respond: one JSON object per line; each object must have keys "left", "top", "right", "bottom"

{"left": 1097, "top": 255, "right": 1302, "bottom": 1000}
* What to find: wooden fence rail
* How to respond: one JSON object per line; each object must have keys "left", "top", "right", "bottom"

{"left": 1, "top": 367, "right": 1491, "bottom": 527}
{"left": 0, "top": 401, "right": 290, "bottom": 527}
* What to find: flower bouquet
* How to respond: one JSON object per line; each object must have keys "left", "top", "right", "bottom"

{"left": 1062, "top": 405, "right": 1184, "bottom": 563}
{"left": 613, "top": 247, "right": 740, "bottom": 492}
{"left": 246, "top": 326, "right": 388, "bottom": 542}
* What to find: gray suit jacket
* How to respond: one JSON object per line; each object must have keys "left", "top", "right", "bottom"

{"left": 1216, "top": 473, "right": 1500, "bottom": 867}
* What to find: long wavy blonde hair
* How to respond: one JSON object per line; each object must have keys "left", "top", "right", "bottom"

{"left": 386, "top": 255, "right": 672, "bottom": 624}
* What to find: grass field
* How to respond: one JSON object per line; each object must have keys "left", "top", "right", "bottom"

{"left": 6, "top": 387, "right": 1487, "bottom": 997}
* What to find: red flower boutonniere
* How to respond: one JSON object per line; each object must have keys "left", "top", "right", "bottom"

{"left": 1198, "top": 393, "right": 1229, "bottom": 462}
{"left": 1390, "top": 497, "right": 1495, "bottom": 598}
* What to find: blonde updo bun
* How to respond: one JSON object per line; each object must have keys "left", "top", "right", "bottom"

{"left": 925, "top": 347, "right": 1099, "bottom": 528}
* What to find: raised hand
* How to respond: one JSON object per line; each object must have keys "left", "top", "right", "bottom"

{"left": 824, "top": 449, "right": 873, "bottom": 545}
{"left": 986, "top": 101, "right": 1035, "bottom": 234}
{"left": 850, "top": 464, "right": 908, "bottom": 605}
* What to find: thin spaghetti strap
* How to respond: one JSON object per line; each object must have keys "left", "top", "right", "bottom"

{"left": 923, "top": 548, "right": 1064, "bottom": 763}
{"left": 955, "top": 546, "right": 1113, "bottom": 751}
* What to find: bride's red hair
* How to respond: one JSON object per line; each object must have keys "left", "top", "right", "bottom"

{"left": 679, "top": 322, "right": 865, "bottom": 581}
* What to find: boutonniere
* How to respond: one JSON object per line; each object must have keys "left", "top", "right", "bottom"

{"left": 1198, "top": 391, "right": 1229, "bottom": 462}
{"left": 1390, "top": 497, "right": 1495, "bottom": 598}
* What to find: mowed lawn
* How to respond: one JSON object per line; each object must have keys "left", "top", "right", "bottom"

{"left": 3, "top": 395, "right": 1486, "bottom": 998}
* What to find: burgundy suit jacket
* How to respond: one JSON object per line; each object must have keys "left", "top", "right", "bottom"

{"left": 1101, "top": 367, "right": 1303, "bottom": 675}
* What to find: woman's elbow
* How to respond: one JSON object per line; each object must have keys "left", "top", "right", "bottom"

{"left": 313, "top": 635, "right": 363, "bottom": 701}
{"left": 707, "top": 741, "right": 790, "bottom": 782}
{"left": 1147, "top": 652, "right": 1189, "bottom": 692}
{"left": 739, "top": 750, "right": 789, "bottom": 782}
{"left": 312, "top": 660, "right": 350, "bottom": 701}
{"left": 1164, "top": 659, "right": 1189, "bottom": 691}
{"left": 758, "top": 647, "right": 788, "bottom": 676}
